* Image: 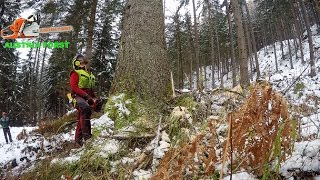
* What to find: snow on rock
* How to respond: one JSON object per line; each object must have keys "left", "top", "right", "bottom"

{"left": 300, "top": 113, "right": 320, "bottom": 138}
{"left": 153, "top": 140, "right": 170, "bottom": 159}
{"left": 181, "top": 89, "right": 191, "bottom": 93}
{"left": 160, "top": 130, "right": 170, "bottom": 143}
{"left": 51, "top": 152, "right": 82, "bottom": 165}
{"left": 281, "top": 139, "right": 320, "bottom": 178}
{"left": 121, "top": 157, "right": 135, "bottom": 165}
{"left": 98, "top": 139, "right": 120, "bottom": 157}
{"left": 222, "top": 171, "right": 257, "bottom": 180}
{"left": 151, "top": 130, "right": 171, "bottom": 172}
{"left": 133, "top": 169, "right": 152, "bottom": 180}
{"left": 270, "top": 73, "right": 284, "bottom": 81}
{"left": 91, "top": 113, "right": 114, "bottom": 129}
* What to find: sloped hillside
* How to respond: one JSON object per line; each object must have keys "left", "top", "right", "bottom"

{"left": 1, "top": 28, "right": 320, "bottom": 180}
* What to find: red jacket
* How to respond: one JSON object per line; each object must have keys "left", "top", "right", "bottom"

{"left": 70, "top": 70, "right": 95, "bottom": 99}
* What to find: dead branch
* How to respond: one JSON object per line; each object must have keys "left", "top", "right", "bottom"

{"left": 219, "top": 113, "right": 232, "bottom": 180}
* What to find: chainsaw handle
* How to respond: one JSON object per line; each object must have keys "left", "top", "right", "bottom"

{"left": 1, "top": 26, "right": 14, "bottom": 39}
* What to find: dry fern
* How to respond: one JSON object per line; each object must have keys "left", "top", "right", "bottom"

{"left": 231, "top": 83, "right": 294, "bottom": 175}
{"left": 152, "top": 82, "right": 294, "bottom": 178}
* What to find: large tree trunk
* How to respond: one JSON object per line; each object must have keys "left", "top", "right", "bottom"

{"left": 85, "top": 0, "right": 98, "bottom": 61}
{"left": 231, "top": 0, "right": 250, "bottom": 86}
{"left": 111, "top": 0, "right": 170, "bottom": 104}
{"left": 299, "top": 0, "right": 316, "bottom": 77}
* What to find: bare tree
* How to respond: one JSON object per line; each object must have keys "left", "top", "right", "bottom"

{"left": 231, "top": 0, "right": 250, "bottom": 86}
{"left": 226, "top": 0, "right": 237, "bottom": 87}
{"left": 298, "top": 0, "right": 316, "bottom": 77}
{"left": 192, "top": 0, "right": 201, "bottom": 89}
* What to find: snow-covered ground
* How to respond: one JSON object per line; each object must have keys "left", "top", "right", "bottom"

{"left": 0, "top": 126, "right": 76, "bottom": 176}
{"left": 0, "top": 127, "right": 36, "bottom": 164}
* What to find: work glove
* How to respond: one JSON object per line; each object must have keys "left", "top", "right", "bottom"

{"left": 87, "top": 98, "right": 94, "bottom": 106}
{"left": 84, "top": 94, "right": 94, "bottom": 105}
{"left": 94, "top": 99, "right": 104, "bottom": 112}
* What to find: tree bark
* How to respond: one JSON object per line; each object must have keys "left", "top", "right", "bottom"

{"left": 281, "top": 19, "right": 294, "bottom": 69}
{"left": 271, "top": 26, "right": 279, "bottom": 72}
{"left": 174, "top": 14, "right": 183, "bottom": 89}
{"left": 231, "top": 0, "right": 250, "bottom": 86}
{"left": 299, "top": 0, "right": 316, "bottom": 77}
{"left": 226, "top": 1, "right": 237, "bottom": 87}
{"left": 215, "top": 13, "right": 221, "bottom": 87}
{"left": 244, "top": 17, "right": 253, "bottom": 81}
{"left": 85, "top": 0, "right": 98, "bottom": 61}
{"left": 290, "top": 3, "right": 305, "bottom": 64}
{"left": 244, "top": 1, "right": 260, "bottom": 79}
{"left": 206, "top": 0, "right": 216, "bottom": 89}
{"left": 111, "top": 0, "right": 170, "bottom": 104}
{"left": 192, "top": 0, "right": 201, "bottom": 89}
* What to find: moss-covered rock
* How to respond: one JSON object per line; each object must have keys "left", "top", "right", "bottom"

{"left": 104, "top": 93, "right": 144, "bottom": 130}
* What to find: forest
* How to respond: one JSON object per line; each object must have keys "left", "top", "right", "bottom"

{"left": 0, "top": 0, "right": 319, "bottom": 179}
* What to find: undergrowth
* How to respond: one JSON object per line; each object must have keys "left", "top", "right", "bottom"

{"left": 21, "top": 137, "right": 130, "bottom": 180}
{"left": 34, "top": 112, "right": 78, "bottom": 136}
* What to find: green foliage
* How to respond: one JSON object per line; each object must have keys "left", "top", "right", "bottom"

{"left": 175, "top": 95, "right": 197, "bottom": 111}
{"left": 294, "top": 82, "right": 305, "bottom": 94}
{"left": 273, "top": 123, "right": 286, "bottom": 175}
{"left": 262, "top": 162, "right": 272, "bottom": 180}
{"left": 290, "top": 119, "right": 297, "bottom": 148}
{"left": 168, "top": 116, "right": 190, "bottom": 146}
{"left": 210, "top": 171, "right": 220, "bottom": 180}
{"left": 262, "top": 119, "right": 296, "bottom": 179}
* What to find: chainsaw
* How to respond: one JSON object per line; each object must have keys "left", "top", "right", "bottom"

{"left": 67, "top": 93, "right": 105, "bottom": 113}
{"left": 0, "top": 14, "right": 73, "bottom": 39}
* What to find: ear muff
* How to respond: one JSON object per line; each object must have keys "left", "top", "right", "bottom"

{"left": 72, "top": 54, "right": 84, "bottom": 69}
{"left": 74, "top": 60, "right": 80, "bottom": 66}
